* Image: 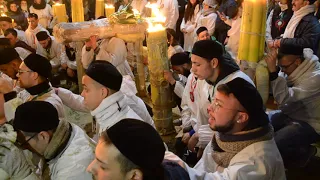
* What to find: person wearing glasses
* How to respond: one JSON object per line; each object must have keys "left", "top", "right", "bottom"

{"left": 185, "top": 40, "right": 254, "bottom": 160}
{"left": 0, "top": 123, "right": 40, "bottom": 179}
{"left": 265, "top": 44, "right": 320, "bottom": 168}
{"left": 12, "top": 101, "right": 95, "bottom": 180}
{"left": 0, "top": 53, "right": 65, "bottom": 121}
{"left": 165, "top": 78, "right": 286, "bottom": 179}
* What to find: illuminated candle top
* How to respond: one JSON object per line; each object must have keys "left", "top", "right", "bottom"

{"left": 105, "top": 4, "right": 114, "bottom": 8}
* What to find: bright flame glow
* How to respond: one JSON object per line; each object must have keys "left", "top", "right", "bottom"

{"left": 147, "top": 23, "right": 165, "bottom": 32}
{"left": 105, "top": 4, "right": 114, "bottom": 8}
{"left": 145, "top": 2, "right": 166, "bottom": 31}
{"left": 54, "top": 2, "right": 61, "bottom": 5}
{"left": 1, "top": 13, "right": 6, "bottom": 17}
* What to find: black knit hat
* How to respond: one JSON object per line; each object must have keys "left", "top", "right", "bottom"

{"left": 278, "top": 43, "right": 303, "bottom": 56}
{"left": 170, "top": 52, "right": 191, "bottom": 66}
{"left": 13, "top": 101, "right": 60, "bottom": 133}
{"left": 0, "top": 16, "right": 12, "bottom": 23}
{"left": 86, "top": 60, "right": 122, "bottom": 91}
{"left": 106, "top": 119, "right": 165, "bottom": 171}
{"left": 196, "top": 26, "right": 208, "bottom": 36}
{"left": 192, "top": 40, "right": 223, "bottom": 61}
{"left": 36, "top": 31, "right": 49, "bottom": 41}
{"left": 0, "top": 47, "right": 20, "bottom": 65}
{"left": 24, "top": 54, "right": 52, "bottom": 79}
{"left": 224, "top": 78, "right": 269, "bottom": 128}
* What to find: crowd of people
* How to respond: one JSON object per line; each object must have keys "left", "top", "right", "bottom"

{"left": 0, "top": 0, "right": 319, "bottom": 179}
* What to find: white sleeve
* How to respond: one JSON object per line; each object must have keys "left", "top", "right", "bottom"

{"left": 197, "top": 124, "right": 214, "bottom": 148}
{"left": 56, "top": 88, "right": 89, "bottom": 112}
{"left": 207, "top": 14, "right": 217, "bottom": 36}
{"left": 58, "top": 43, "right": 68, "bottom": 65}
{"left": 266, "top": 10, "right": 274, "bottom": 41}
{"left": 167, "top": 0, "right": 179, "bottom": 29}
{"left": 173, "top": 74, "right": 187, "bottom": 98}
{"left": 81, "top": 45, "right": 94, "bottom": 69}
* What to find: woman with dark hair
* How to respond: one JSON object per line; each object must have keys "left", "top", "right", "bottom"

{"left": 6, "top": 1, "right": 28, "bottom": 30}
{"left": 29, "top": 0, "right": 53, "bottom": 29}
{"left": 166, "top": 28, "right": 184, "bottom": 58}
{"left": 266, "top": 0, "right": 293, "bottom": 48}
{"left": 180, "top": 0, "right": 201, "bottom": 52}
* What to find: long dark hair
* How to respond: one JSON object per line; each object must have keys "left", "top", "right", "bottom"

{"left": 184, "top": 0, "right": 200, "bottom": 22}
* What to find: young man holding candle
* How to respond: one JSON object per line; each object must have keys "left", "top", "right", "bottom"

{"left": 25, "top": 13, "right": 49, "bottom": 49}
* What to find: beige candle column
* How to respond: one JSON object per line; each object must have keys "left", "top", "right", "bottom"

{"left": 133, "top": 41, "right": 146, "bottom": 97}
{"left": 71, "top": 0, "right": 85, "bottom": 92}
{"left": 147, "top": 25, "right": 173, "bottom": 135}
{"left": 105, "top": 4, "right": 115, "bottom": 17}
{"left": 95, "top": 0, "right": 105, "bottom": 19}
{"left": 71, "top": 0, "right": 84, "bottom": 22}
{"left": 52, "top": 3, "right": 68, "bottom": 23}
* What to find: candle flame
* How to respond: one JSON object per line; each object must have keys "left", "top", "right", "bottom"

{"left": 1, "top": 13, "right": 6, "bottom": 17}
{"left": 132, "top": 9, "right": 140, "bottom": 15}
{"left": 105, "top": 4, "right": 114, "bottom": 8}
{"left": 145, "top": 3, "right": 166, "bottom": 23}
{"left": 147, "top": 23, "right": 165, "bottom": 32}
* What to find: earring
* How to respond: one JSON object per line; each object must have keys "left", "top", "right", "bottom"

{"left": 237, "top": 120, "right": 241, "bottom": 123}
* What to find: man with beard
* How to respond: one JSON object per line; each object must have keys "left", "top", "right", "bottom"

{"left": 186, "top": 40, "right": 253, "bottom": 158}
{"left": 165, "top": 78, "right": 286, "bottom": 179}
{"left": 164, "top": 52, "right": 191, "bottom": 99}
{"left": 0, "top": 53, "right": 65, "bottom": 121}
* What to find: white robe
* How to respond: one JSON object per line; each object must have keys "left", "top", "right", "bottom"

{"left": 25, "top": 25, "right": 49, "bottom": 49}
{"left": 81, "top": 37, "right": 134, "bottom": 79}
{"left": 29, "top": 4, "right": 53, "bottom": 29}
{"left": 165, "top": 139, "right": 286, "bottom": 180}
{"left": 196, "top": 10, "right": 217, "bottom": 36}
{"left": 181, "top": 4, "right": 201, "bottom": 52}
{"left": 48, "top": 124, "right": 95, "bottom": 180}
{"left": 56, "top": 76, "right": 155, "bottom": 130}
{"left": 168, "top": 45, "right": 184, "bottom": 59}
{"left": 157, "top": 0, "right": 179, "bottom": 30}
{"left": 36, "top": 36, "right": 68, "bottom": 68}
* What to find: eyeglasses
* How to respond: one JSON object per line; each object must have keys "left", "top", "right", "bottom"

{"left": 17, "top": 69, "right": 33, "bottom": 74}
{"left": 279, "top": 59, "right": 297, "bottom": 70}
{"left": 15, "top": 133, "right": 38, "bottom": 148}
{"left": 207, "top": 100, "right": 245, "bottom": 113}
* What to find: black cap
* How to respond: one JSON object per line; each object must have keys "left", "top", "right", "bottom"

{"left": 196, "top": 26, "right": 208, "bottom": 36}
{"left": 0, "top": 47, "right": 20, "bottom": 65}
{"left": 24, "top": 54, "right": 52, "bottom": 79}
{"left": 192, "top": 40, "right": 224, "bottom": 61}
{"left": 278, "top": 43, "right": 303, "bottom": 56}
{"left": 85, "top": 60, "right": 123, "bottom": 91}
{"left": 170, "top": 52, "right": 191, "bottom": 66}
{"left": 36, "top": 31, "right": 50, "bottom": 41}
{"left": 224, "top": 78, "right": 269, "bottom": 128}
{"left": 107, "top": 119, "right": 165, "bottom": 171}
{"left": 13, "top": 101, "right": 60, "bottom": 133}
{"left": 0, "top": 16, "right": 12, "bottom": 23}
